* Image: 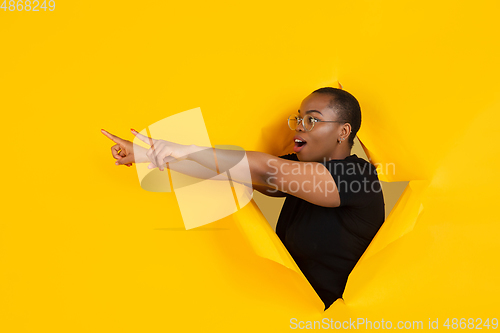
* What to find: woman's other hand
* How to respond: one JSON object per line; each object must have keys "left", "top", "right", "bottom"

{"left": 131, "top": 129, "right": 196, "bottom": 171}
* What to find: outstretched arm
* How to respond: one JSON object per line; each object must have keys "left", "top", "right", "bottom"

{"left": 132, "top": 130, "right": 341, "bottom": 207}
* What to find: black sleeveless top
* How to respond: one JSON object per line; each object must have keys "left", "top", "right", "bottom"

{"left": 276, "top": 153, "right": 385, "bottom": 310}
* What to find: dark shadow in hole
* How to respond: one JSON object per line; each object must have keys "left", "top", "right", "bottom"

{"left": 153, "top": 228, "right": 230, "bottom": 231}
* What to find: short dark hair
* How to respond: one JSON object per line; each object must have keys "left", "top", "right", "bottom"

{"left": 312, "top": 87, "right": 361, "bottom": 149}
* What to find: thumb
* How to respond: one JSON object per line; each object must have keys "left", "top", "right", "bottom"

{"left": 115, "top": 155, "right": 134, "bottom": 165}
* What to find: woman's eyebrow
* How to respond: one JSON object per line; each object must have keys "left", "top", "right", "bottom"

{"left": 298, "top": 109, "right": 323, "bottom": 115}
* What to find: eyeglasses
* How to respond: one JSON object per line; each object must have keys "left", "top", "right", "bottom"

{"left": 288, "top": 114, "right": 344, "bottom": 132}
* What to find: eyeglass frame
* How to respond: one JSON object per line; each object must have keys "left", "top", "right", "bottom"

{"left": 288, "top": 114, "right": 345, "bottom": 132}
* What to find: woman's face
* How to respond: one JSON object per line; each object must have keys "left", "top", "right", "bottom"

{"left": 294, "top": 93, "right": 344, "bottom": 162}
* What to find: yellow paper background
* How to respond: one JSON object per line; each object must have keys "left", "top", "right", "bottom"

{"left": 1, "top": 0, "right": 500, "bottom": 332}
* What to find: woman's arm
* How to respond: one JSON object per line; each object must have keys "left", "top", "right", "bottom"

{"left": 105, "top": 128, "right": 340, "bottom": 207}
{"left": 251, "top": 184, "right": 287, "bottom": 197}
{"left": 131, "top": 129, "right": 340, "bottom": 207}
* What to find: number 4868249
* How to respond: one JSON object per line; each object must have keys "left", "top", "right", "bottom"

{"left": 1, "top": 0, "right": 56, "bottom": 11}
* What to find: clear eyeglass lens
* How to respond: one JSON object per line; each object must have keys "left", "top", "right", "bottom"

{"left": 288, "top": 114, "right": 316, "bottom": 131}
{"left": 304, "top": 115, "right": 315, "bottom": 131}
{"left": 288, "top": 115, "right": 299, "bottom": 130}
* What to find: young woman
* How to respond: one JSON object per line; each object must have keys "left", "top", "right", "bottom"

{"left": 101, "top": 87, "right": 385, "bottom": 311}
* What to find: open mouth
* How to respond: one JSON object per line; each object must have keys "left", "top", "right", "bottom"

{"left": 293, "top": 138, "right": 307, "bottom": 152}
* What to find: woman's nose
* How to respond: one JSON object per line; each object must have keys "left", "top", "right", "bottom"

{"left": 295, "top": 119, "right": 305, "bottom": 131}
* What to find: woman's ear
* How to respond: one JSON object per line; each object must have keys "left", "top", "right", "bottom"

{"left": 342, "top": 123, "right": 352, "bottom": 140}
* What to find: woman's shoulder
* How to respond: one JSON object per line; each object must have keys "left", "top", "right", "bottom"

{"left": 324, "top": 154, "right": 378, "bottom": 174}
{"left": 277, "top": 153, "right": 379, "bottom": 174}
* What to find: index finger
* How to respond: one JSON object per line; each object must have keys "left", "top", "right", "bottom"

{"left": 131, "top": 129, "right": 157, "bottom": 147}
{"left": 101, "top": 129, "right": 125, "bottom": 144}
